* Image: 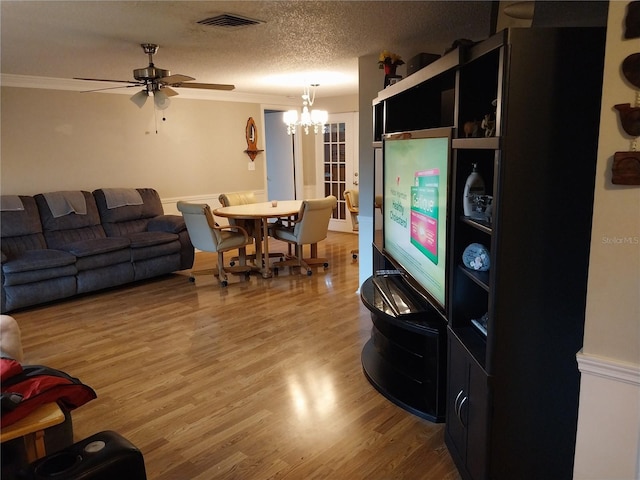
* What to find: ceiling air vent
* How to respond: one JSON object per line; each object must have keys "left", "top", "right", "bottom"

{"left": 197, "top": 14, "right": 264, "bottom": 28}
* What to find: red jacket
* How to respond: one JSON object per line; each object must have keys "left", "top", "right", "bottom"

{"left": 1, "top": 357, "right": 96, "bottom": 427}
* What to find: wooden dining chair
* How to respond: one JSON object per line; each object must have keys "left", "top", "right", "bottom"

{"left": 177, "top": 201, "right": 253, "bottom": 287}
{"left": 270, "top": 195, "right": 337, "bottom": 276}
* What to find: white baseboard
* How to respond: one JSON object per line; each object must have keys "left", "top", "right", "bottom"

{"left": 573, "top": 351, "right": 640, "bottom": 480}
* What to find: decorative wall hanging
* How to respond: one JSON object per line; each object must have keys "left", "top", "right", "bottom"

{"left": 625, "top": 1, "right": 640, "bottom": 39}
{"left": 612, "top": 151, "right": 640, "bottom": 185}
{"left": 612, "top": 92, "right": 640, "bottom": 185}
{"left": 244, "top": 117, "right": 263, "bottom": 161}
{"left": 623, "top": 53, "right": 640, "bottom": 88}
{"left": 612, "top": 2, "right": 640, "bottom": 185}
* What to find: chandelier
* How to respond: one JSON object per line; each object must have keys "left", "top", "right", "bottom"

{"left": 283, "top": 84, "right": 328, "bottom": 135}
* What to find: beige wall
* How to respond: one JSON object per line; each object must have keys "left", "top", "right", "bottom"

{"left": 583, "top": 2, "right": 640, "bottom": 365}
{"left": 573, "top": 2, "right": 640, "bottom": 478}
{"left": 313, "top": 95, "right": 358, "bottom": 114}
{"left": 1, "top": 87, "right": 266, "bottom": 198}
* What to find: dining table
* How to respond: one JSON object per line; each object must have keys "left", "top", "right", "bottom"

{"left": 213, "top": 200, "right": 302, "bottom": 278}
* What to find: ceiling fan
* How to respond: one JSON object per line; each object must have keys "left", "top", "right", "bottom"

{"left": 75, "top": 43, "right": 235, "bottom": 109}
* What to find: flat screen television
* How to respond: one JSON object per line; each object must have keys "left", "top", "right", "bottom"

{"left": 381, "top": 127, "right": 452, "bottom": 315}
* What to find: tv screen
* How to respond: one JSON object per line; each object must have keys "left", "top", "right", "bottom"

{"left": 382, "top": 127, "right": 452, "bottom": 312}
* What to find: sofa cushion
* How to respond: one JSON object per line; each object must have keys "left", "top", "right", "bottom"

{"left": 43, "top": 226, "right": 108, "bottom": 251}
{"left": 2, "top": 249, "right": 76, "bottom": 274}
{"left": 127, "top": 231, "right": 178, "bottom": 249}
{"left": 75, "top": 249, "right": 132, "bottom": 271}
{"left": 35, "top": 192, "right": 102, "bottom": 232}
{"left": 3, "top": 277, "right": 76, "bottom": 311}
{"left": 3, "top": 264, "right": 78, "bottom": 287}
{"left": 35, "top": 192, "right": 109, "bottom": 251}
{"left": 94, "top": 188, "right": 164, "bottom": 225}
{"left": 131, "top": 240, "right": 180, "bottom": 262}
{"left": 1, "top": 234, "right": 48, "bottom": 259}
{"left": 59, "top": 237, "right": 130, "bottom": 258}
{"left": 147, "top": 215, "right": 186, "bottom": 234}
{"left": 76, "top": 263, "right": 134, "bottom": 294}
{"left": 2, "top": 250, "right": 77, "bottom": 286}
{"left": 125, "top": 232, "right": 180, "bottom": 262}
{"left": 0, "top": 196, "right": 42, "bottom": 237}
{"left": 0, "top": 196, "right": 48, "bottom": 259}
{"left": 133, "top": 253, "right": 181, "bottom": 280}
{"left": 101, "top": 219, "right": 150, "bottom": 237}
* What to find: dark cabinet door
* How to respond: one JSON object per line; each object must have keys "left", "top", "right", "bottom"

{"left": 446, "top": 331, "right": 489, "bottom": 480}
{"left": 465, "top": 356, "right": 489, "bottom": 480}
{"left": 446, "top": 333, "right": 468, "bottom": 461}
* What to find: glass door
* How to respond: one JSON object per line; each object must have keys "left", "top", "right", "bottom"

{"left": 316, "top": 112, "right": 357, "bottom": 232}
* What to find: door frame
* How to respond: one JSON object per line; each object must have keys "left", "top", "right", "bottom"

{"left": 262, "top": 107, "right": 304, "bottom": 202}
{"left": 315, "top": 112, "right": 358, "bottom": 232}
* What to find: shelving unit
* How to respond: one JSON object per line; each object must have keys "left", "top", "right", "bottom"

{"left": 368, "top": 27, "right": 606, "bottom": 480}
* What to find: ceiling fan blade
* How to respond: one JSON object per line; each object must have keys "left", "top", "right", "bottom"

{"left": 74, "top": 77, "right": 140, "bottom": 84}
{"left": 158, "top": 74, "right": 195, "bottom": 84}
{"left": 130, "top": 90, "right": 149, "bottom": 108}
{"left": 79, "top": 84, "right": 143, "bottom": 93}
{"left": 176, "top": 82, "right": 235, "bottom": 91}
{"left": 160, "top": 86, "right": 179, "bottom": 97}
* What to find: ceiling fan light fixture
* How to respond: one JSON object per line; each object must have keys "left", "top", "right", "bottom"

{"left": 153, "top": 90, "right": 171, "bottom": 110}
{"left": 130, "top": 90, "right": 149, "bottom": 108}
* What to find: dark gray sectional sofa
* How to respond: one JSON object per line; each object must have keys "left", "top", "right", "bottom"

{"left": 0, "top": 188, "right": 194, "bottom": 313}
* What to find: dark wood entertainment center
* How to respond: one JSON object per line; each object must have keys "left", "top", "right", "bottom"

{"left": 362, "top": 27, "right": 606, "bottom": 480}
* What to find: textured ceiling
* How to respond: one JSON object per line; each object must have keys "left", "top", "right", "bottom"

{"left": 0, "top": 1, "right": 494, "bottom": 98}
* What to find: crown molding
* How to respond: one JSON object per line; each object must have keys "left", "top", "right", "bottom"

{"left": 0, "top": 74, "right": 300, "bottom": 107}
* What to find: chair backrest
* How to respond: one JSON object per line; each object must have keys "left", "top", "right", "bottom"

{"left": 176, "top": 201, "right": 221, "bottom": 252}
{"left": 293, "top": 195, "right": 337, "bottom": 245}
{"left": 344, "top": 190, "right": 359, "bottom": 211}
{"left": 218, "top": 191, "right": 257, "bottom": 207}
{"left": 343, "top": 190, "right": 359, "bottom": 231}
{"left": 218, "top": 192, "right": 257, "bottom": 231}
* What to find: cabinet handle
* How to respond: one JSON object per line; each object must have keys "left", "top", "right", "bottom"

{"left": 458, "top": 396, "right": 468, "bottom": 427}
{"left": 454, "top": 389, "right": 464, "bottom": 417}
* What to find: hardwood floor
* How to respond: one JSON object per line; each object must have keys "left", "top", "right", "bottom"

{"left": 11, "top": 232, "right": 460, "bottom": 480}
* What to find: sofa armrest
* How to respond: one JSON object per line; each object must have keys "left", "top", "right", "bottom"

{"left": 147, "top": 215, "right": 186, "bottom": 234}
